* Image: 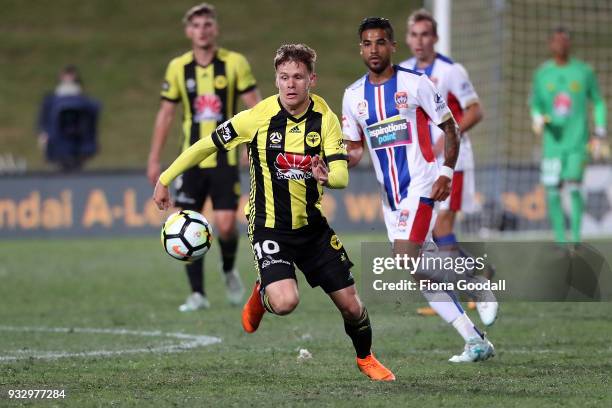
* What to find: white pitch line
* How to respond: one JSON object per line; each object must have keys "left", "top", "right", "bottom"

{"left": 0, "top": 325, "right": 221, "bottom": 362}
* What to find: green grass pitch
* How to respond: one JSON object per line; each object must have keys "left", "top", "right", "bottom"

{"left": 1, "top": 235, "right": 611, "bottom": 407}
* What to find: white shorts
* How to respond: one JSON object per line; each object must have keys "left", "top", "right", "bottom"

{"left": 438, "top": 168, "right": 477, "bottom": 213}
{"left": 383, "top": 195, "right": 437, "bottom": 243}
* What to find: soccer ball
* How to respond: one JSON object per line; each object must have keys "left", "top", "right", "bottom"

{"left": 161, "top": 210, "right": 212, "bottom": 261}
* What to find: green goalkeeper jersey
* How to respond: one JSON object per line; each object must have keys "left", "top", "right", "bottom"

{"left": 530, "top": 58, "right": 607, "bottom": 154}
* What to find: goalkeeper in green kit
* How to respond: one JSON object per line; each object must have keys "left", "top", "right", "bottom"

{"left": 531, "top": 27, "right": 607, "bottom": 243}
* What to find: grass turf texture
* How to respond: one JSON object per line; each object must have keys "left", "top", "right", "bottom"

{"left": 1, "top": 234, "right": 611, "bottom": 407}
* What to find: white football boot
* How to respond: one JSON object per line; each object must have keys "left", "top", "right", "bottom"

{"left": 178, "top": 292, "right": 210, "bottom": 312}
{"left": 449, "top": 336, "right": 495, "bottom": 363}
{"left": 224, "top": 267, "right": 245, "bottom": 306}
{"left": 476, "top": 301, "right": 499, "bottom": 326}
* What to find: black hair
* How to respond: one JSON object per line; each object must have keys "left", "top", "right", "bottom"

{"left": 358, "top": 17, "right": 394, "bottom": 41}
{"left": 553, "top": 25, "right": 571, "bottom": 38}
{"left": 60, "top": 64, "right": 81, "bottom": 84}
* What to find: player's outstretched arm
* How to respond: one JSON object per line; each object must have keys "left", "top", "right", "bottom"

{"left": 153, "top": 135, "right": 218, "bottom": 209}
{"left": 156, "top": 109, "right": 254, "bottom": 201}
{"left": 158, "top": 136, "right": 218, "bottom": 185}
{"left": 153, "top": 135, "right": 219, "bottom": 211}
{"left": 431, "top": 118, "right": 460, "bottom": 201}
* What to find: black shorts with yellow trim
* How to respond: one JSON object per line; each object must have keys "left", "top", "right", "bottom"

{"left": 173, "top": 165, "right": 240, "bottom": 211}
{"left": 249, "top": 219, "right": 354, "bottom": 293}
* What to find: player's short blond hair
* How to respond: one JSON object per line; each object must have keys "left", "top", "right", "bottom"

{"left": 183, "top": 3, "right": 216, "bottom": 25}
{"left": 274, "top": 44, "right": 317, "bottom": 73}
{"left": 407, "top": 8, "right": 437, "bottom": 36}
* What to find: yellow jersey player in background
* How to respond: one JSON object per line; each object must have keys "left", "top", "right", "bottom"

{"left": 153, "top": 44, "right": 395, "bottom": 381}
{"left": 147, "top": 3, "right": 261, "bottom": 311}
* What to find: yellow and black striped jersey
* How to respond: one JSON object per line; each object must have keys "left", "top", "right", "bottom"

{"left": 211, "top": 94, "right": 348, "bottom": 230}
{"left": 161, "top": 48, "right": 257, "bottom": 168}
{"left": 160, "top": 94, "right": 349, "bottom": 231}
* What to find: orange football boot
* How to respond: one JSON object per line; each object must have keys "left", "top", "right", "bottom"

{"left": 356, "top": 353, "right": 396, "bottom": 381}
{"left": 416, "top": 306, "right": 438, "bottom": 316}
{"left": 241, "top": 281, "right": 266, "bottom": 333}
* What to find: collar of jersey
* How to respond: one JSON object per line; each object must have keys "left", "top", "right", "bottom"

{"left": 413, "top": 58, "right": 435, "bottom": 77}
{"left": 277, "top": 97, "right": 314, "bottom": 123}
{"left": 551, "top": 57, "right": 576, "bottom": 68}
{"left": 191, "top": 49, "right": 220, "bottom": 68}
{"left": 366, "top": 65, "right": 398, "bottom": 87}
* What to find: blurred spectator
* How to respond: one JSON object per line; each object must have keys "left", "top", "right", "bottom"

{"left": 37, "top": 65, "right": 101, "bottom": 171}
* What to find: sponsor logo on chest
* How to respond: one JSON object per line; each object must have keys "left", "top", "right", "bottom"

{"left": 366, "top": 117, "right": 412, "bottom": 150}
{"left": 394, "top": 91, "right": 408, "bottom": 109}
{"left": 274, "top": 153, "right": 313, "bottom": 180}
{"left": 553, "top": 92, "right": 572, "bottom": 116}
{"left": 193, "top": 94, "right": 223, "bottom": 122}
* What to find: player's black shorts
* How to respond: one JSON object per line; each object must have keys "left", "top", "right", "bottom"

{"left": 173, "top": 166, "right": 240, "bottom": 211}
{"left": 249, "top": 219, "right": 355, "bottom": 293}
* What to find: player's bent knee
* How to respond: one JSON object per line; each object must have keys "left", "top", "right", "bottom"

{"left": 214, "top": 211, "right": 237, "bottom": 238}
{"left": 269, "top": 294, "right": 299, "bottom": 315}
{"left": 216, "top": 225, "right": 237, "bottom": 240}
{"left": 215, "top": 224, "right": 237, "bottom": 239}
{"left": 340, "top": 301, "right": 363, "bottom": 321}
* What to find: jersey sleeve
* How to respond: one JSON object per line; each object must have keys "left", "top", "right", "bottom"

{"left": 416, "top": 75, "right": 453, "bottom": 125}
{"left": 160, "top": 59, "right": 181, "bottom": 102}
{"left": 159, "top": 137, "right": 217, "bottom": 186}
{"left": 321, "top": 110, "right": 348, "bottom": 163}
{"left": 323, "top": 110, "right": 349, "bottom": 163}
{"left": 210, "top": 108, "right": 257, "bottom": 151}
{"left": 341, "top": 89, "right": 362, "bottom": 141}
{"left": 160, "top": 108, "right": 256, "bottom": 186}
{"left": 530, "top": 69, "right": 545, "bottom": 119}
{"left": 586, "top": 66, "right": 607, "bottom": 130}
{"left": 234, "top": 53, "right": 257, "bottom": 94}
{"left": 326, "top": 160, "right": 349, "bottom": 189}
{"left": 448, "top": 63, "right": 479, "bottom": 108}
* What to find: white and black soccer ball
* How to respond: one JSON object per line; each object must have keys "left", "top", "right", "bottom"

{"left": 161, "top": 210, "right": 212, "bottom": 262}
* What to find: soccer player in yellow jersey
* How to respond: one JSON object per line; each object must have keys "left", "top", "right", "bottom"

{"left": 154, "top": 44, "right": 395, "bottom": 381}
{"left": 147, "top": 3, "right": 261, "bottom": 311}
